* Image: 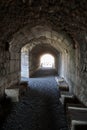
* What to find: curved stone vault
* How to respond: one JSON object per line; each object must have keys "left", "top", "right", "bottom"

{"left": 0, "top": 0, "right": 87, "bottom": 106}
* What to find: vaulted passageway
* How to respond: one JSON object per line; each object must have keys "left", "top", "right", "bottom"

{"left": 9, "top": 25, "right": 76, "bottom": 94}
{"left": 0, "top": 1, "right": 87, "bottom": 129}
{"left": 0, "top": 23, "right": 87, "bottom": 129}
{"left": 1, "top": 24, "right": 86, "bottom": 105}
{"left": 21, "top": 41, "right": 61, "bottom": 78}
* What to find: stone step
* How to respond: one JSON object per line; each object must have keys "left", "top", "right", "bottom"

{"left": 63, "top": 96, "right": 85, "bottom": 111}
{"left": 71, "top": 120, "right": 87, "bottom": 130}
{"left": 67, "top": 106, "right": 87, "bottom": 128}
{"left": 55, "top": 77, "right": 69, "bottom": 91}
{"left": 5, "top": 89, "right": 19, "bottom": 102}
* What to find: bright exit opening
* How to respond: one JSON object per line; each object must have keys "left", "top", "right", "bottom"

{"left": 40, "top": 54, "right": 55, "bottom": 68}
{"left": 21, "top": 47, "right": 29, "bottom": 78}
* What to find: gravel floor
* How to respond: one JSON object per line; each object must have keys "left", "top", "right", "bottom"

{"left": 1, "top": 75, "right": 69, "bottom": 130}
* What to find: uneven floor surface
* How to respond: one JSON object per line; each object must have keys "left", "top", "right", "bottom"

{"left": 1, "top": 69, "right": 69, "bottom": 130}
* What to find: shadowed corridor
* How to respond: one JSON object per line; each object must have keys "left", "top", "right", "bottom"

{"left": 1, "top": 69, "right": 68, "bottom": 130}
{"left": 0, "top": 1, "right": 87, "bottom": 130}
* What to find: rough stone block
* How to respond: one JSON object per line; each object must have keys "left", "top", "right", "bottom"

{"left": 19, "top": 81, "right": 28, "bottom": 100}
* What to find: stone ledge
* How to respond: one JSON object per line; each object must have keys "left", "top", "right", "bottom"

{"left": 55, "top": 77, "right": 69, "bottom": 92}
{"left": 71, "top": 120, "right": 87, "bottom": 130}
{"left": 5, "top": 89, "right": 19, "bottom": 102}
{"left": 67, "top": 106, "right": 87, "bottom": 129}
{"left": 63, "top": 96, "right": 85, "bottom": 111}
{"left": 60, "top": 93, "right": 74, "bottom": 104}
{"left": 68, "top": 106, "right": 87, "bottom": 122}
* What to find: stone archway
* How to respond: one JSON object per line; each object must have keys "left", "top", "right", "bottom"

{"left": 9, "top": 24, "right": 76, "bottom": 96}
{"left": 29, "top": 43, "right": 60, "bottom": 77}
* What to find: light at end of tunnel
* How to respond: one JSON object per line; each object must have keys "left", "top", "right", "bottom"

{"left": 40, "top": 54, "right": 55, "bottom": 68}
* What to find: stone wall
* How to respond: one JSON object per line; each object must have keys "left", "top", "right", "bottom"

{"left": 29, "top": 51, "right": 40, "bottom": 77}
{"left": 0, "top": 45, "right": 20, "bottom": 98}
{"left": 60, "top": 44, "right": 76, "bottom": 94}
{"left": 63, "top": 33, "right": 87, "bottom": 106}
{"left": 0, "top": 45, "right": 10, "bottom": 97}
{"left": 0, "top": 0, "right": 87, "bottom": 105}
{"left": 74, "top": 33, "right": 87, "bottom": 106}
{"left": 8, "top": 51, "right": 20, "bottom": 88}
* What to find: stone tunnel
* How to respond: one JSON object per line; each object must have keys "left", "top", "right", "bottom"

{"left": 0, "top": 0, "right": 87, "bottom": 129}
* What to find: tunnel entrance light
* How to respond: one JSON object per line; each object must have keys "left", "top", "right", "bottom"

{"left": 40, "top": 54, "right": 55, "bottom": 68}
{"left": 21, "top": 48, "right": 29, "bottom": 78}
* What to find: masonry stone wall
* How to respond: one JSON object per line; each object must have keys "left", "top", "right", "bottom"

{"left": 62, "top": 34, "right": 87, "bottom": 106}
{"left": 29, "top": 52, "right": 40, "bottom": 77}
{"left": 8, "top": 51, "right": 20, "bottom": 87}
{"left": 0, "top": 0, "right": 87, "bottom": 105}
{"left": 60, "top": 46, "right": 76, "bottom": 94}
{"left": 73, "top": 33, "right": 87, "bottom": 106}
{"left": 0, "top": 46, "right": 20, "bottom": 98}
{"left": 0, "top": 45, "right": 10, "bottom": 97}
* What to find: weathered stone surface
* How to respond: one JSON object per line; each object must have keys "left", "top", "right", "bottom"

{"left": 1, "top": 77, "right": 68, "bottom": 130}
{"left": 0, "top": 0, "right": 87, "bottom": 106}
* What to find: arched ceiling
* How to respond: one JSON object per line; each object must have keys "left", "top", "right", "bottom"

{"left": 29, "top": 43, "right": 60, "bottom": 57}
{"left": 0, "top": 0, "right": 87, "bottom": 47}
{"left": 9, "top": 25, "right": 74, "bottom": 54}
